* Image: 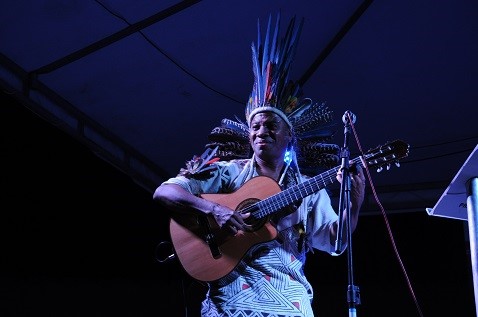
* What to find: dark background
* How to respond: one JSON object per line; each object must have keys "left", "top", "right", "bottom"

{"left": 1, "top": 90, "right": 475, "bottom": 316}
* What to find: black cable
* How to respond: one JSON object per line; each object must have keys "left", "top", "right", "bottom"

{"left": 95, "top": 0, "right": 243, "bottom": 105}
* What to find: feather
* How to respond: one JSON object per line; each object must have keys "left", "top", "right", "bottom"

{"left": 262, "top": 14, "right": 272, "bottom": 76}
{"left": 179, "top": 146, "right": 220, "bottom": 177}
{"left": 221, "top": 118, "right": 248, "bottom": 133}
{"left": 271, "top": 12, "right": 280, "bottom": 64}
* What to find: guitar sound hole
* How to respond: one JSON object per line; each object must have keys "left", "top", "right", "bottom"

{"left": 237, "top": 198, "right": 267, "bottom": 232}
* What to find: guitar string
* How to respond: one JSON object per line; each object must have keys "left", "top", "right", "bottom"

{"left": 244, "top": 142, "right": 401, "bottom": 219}
{"left": 253, "top": 158, "right": 360, "bottom": 218}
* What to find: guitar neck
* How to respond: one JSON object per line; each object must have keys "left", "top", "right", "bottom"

{"left": 252, "top": 156, "right": 363, "bottom": 219}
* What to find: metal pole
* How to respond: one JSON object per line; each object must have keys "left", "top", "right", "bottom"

{"left": 467, "top": 177, "right": 478, "bottom": 316}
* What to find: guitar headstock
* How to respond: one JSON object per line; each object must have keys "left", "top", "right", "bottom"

{"left": 363, "top": 140, "right": 410, "bottom": 172}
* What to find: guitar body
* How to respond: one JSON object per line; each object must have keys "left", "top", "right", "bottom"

{"left": 169, "top": 176, "right": 282, "bottom": 282}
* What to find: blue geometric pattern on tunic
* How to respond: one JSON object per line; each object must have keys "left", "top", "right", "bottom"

{"left": 202, "top": 235, "right": 314, "bottom": 317}
{"left": 225, "top": 278, "right": 299, "bottom": 313}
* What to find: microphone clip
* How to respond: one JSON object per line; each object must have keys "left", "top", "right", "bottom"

{"left": 342, "top": 110, "right": 357, "bottom": 126}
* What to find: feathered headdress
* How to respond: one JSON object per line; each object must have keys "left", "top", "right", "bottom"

{"left": 245, "top": 13, "right": 303, "bottom": 129}
{"left": 202, "top": 13, "right": 340, "bottom": 176}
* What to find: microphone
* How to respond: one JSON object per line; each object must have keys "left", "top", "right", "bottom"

{"left": 342, "top": 110, "right": 357, "bottom": 125}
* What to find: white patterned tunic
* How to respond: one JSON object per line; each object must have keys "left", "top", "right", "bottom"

{"left": 163, "top": 157, "right": 341, "bottom": 317}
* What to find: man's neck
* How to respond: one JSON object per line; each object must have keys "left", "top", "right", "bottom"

{"left": 254, "top": 158, "right": 285, "bottom": 181}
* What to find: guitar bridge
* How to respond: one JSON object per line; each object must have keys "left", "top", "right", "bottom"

{"left": 199, "top": 216, "right": 221, "bottom": 259}
{"left": 205, "top": 232, "right": 221, "bottom": 259}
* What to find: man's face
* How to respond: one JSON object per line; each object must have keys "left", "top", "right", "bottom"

{"left": 249, "top": 112, "right": 292, "bottom": 162}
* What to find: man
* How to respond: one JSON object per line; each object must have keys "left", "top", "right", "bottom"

{"left": 153, "top": 13, "right": 366, "bottom": 317}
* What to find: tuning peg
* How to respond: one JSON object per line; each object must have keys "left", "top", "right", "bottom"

{"left": 386, "top": 164, "right": 391, "bottom": 171}
{"left": 395, "top": 161, "right": 401, "bottom": 168}
{"left": 376, "top": 166, "right": 383, "bottom": 173}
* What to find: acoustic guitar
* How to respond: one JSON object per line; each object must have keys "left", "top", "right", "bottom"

{"left": 169, "top": 140, "right": 409, "bottom": 282}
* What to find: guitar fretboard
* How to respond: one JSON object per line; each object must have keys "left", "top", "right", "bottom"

{"left": 248, "top": 157, "right": 364, "bottom": 219}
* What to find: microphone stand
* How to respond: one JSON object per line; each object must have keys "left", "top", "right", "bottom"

{"left": 335, "top": 110, "right": 361, "bottom": 317}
